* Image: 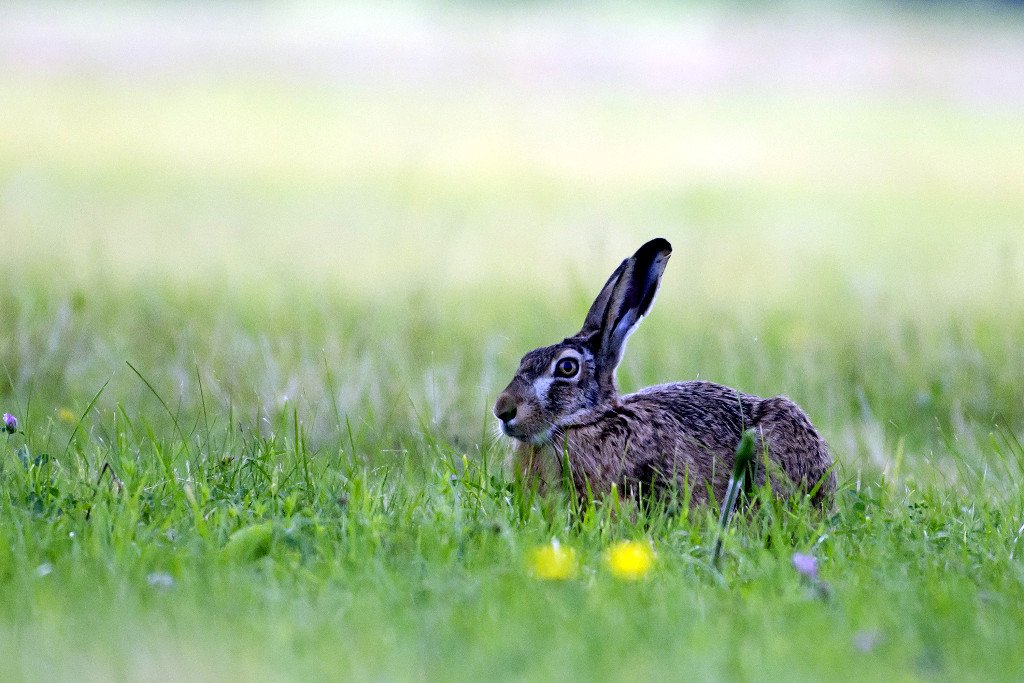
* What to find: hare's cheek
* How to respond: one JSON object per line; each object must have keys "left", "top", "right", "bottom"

{"left": 547, "top": 381, "right": 586, "bottom": 414}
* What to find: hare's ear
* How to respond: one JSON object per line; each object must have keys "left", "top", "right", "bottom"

{"left": 579, "top": 238, "right": 672, "bottom": 378}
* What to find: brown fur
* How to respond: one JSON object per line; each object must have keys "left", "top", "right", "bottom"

{"left": 495, "top": 239, "right": 835, "bottom": 508}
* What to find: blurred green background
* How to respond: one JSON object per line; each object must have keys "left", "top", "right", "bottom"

{"left": 4, "top": 3, "right": 1024, "bottom": 680}
{"left": 4, "top": 2, "right": 1024, "bottom": 475}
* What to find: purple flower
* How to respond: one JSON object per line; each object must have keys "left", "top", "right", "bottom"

{"left": 792, "top": 552, "right": 818, "bottom": 580}
{"left": 2, "top": 413, "right": 17, "bottom": 434}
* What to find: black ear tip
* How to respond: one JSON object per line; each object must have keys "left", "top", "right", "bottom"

{"left": 637, "top": 237, "right": 672, "bottom": 258}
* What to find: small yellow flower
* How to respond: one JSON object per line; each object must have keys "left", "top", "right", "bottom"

{"left": 605, "top": 540, "right": 655, "bottom": 580}
{"left": 528, "top": 540, "right": 578, "bottom": 580}
{"left": 57, "top": 408, "right": 77, "bottom": 425}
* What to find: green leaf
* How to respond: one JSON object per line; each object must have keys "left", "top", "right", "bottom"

{"left": 220, "top": 522, "right": 274, "bottom": 563}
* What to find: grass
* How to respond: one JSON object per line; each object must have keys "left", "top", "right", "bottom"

{"left": 2, "top": 395, "right": 1024, "bottom": 680}
{"left": 4, "top": 2, "right": 1024, "bottom": 680}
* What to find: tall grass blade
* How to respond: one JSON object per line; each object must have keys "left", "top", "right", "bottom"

{"left": 711, "top": 428, "right": 757, "bottom": 571}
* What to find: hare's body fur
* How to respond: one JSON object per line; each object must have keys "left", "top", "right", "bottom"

{"left": 514, "top": 380, "right": 834, "bottom": 506}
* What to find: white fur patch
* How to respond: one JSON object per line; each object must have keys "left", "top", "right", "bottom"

{"left": 533, "top": 377, "right": 554, "bottom": 403}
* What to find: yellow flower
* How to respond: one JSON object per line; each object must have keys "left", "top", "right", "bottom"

{"left": 528, "top": 540, "right": 578, "bottom": 580}
{"left": 605, "top": 540, "right": 655, "bottom": 580}
{"left": 57, "top": 408, "right": 77, "bottom": 424}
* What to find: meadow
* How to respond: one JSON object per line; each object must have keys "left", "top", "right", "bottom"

{"left": 3, "top": 3, "right": 1024, "bottom": 680}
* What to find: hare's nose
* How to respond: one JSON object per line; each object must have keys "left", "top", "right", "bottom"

{"left": 494, "top": 395, "right": 518, "bottom": 423}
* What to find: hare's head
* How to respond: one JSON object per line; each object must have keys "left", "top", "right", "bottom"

{"left": 494, "top": 238, "right": 672, "bottom": 444}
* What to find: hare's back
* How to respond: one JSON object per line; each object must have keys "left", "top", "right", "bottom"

{"left": 623, "top": 380, "right": 762, "bottom": 442}
{"left": 621, "top": 380, "right": 833, "bottom": 505}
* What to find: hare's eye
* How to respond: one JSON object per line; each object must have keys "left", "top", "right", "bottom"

{"left": 554, "top": 357, "right": 579, "bottom": 378}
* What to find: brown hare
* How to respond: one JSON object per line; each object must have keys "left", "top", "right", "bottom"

{"left": 494, "top": 238, "right": 835, "bottom": 508}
